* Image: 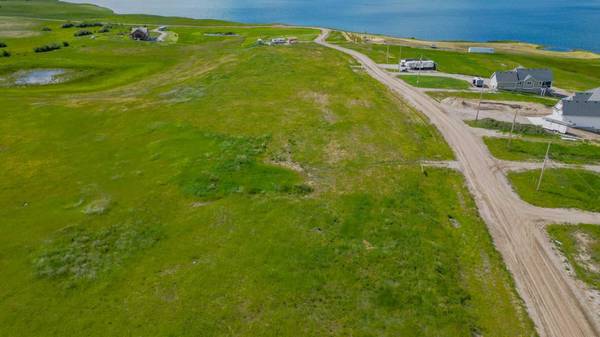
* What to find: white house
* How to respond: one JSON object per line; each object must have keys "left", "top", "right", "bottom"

{"left": 468, "top": 47, "right": 495, "bottom": 54}
{"left": 543, "top": 88, "right": 600, "bottom": 133}
{"left": 490, "top": 67, "right": 553, "bottom": 95}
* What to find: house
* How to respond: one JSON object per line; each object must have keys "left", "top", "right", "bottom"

{"left": 490, "top": 67, "right": 553, "bottom": 95}
{"left": 543, "top": 88, "right": 600, "bottom": 133}
{"left": 468, "top": 47, "right": 495, "bottom": 54}
{"left": 130, "top": 27, "right": 149, "bottom": 41}
{"left": 399, "top": 59, "right": 436, "bottom": 71}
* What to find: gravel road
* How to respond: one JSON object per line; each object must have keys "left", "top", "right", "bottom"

{"left": 316, "top": 29, "right": 600, "bottom": 337}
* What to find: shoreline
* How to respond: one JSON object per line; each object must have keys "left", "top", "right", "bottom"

{"left": 60, "top": 0, "right": 600, "bottom": 54}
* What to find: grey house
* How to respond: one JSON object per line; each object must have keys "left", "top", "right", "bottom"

{"left": 544, "top": 87, "right": 600, "bottom": 133}
{"left": 490, "top": 67, "right": 553, "bottom": 95}
{"left": 130, "top": 27, "right": 149, "bottom": 41}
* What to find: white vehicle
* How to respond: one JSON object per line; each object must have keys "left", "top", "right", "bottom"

{"left": 472, "top": 77, "right": 485, "bottom": 88}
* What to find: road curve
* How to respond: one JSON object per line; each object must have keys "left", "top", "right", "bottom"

{"left": 315, "top": 29, "right": 600, "bottom": 337}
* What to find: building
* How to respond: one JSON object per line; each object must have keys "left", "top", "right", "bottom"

{"left": 399, "top": 59, "right": 436, "bottom": 71}
{"left": 468, "top": 47, "right": 495, "bottom": 54}
{"left": 130, "top": 27, "right": 149, "bottom": 41}
{"left": 490, "top": 67, "right": 553, "bottom": 95}
{"left": 543, "top": 88, "right": 600, "bottom": 133}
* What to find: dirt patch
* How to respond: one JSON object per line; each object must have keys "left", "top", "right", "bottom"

{"left": 270, "top": 142, "right": 304, "bottom": 173}
{"left": 0, "top": 18, "right": 40, "bottom": 38}
{"left": 346, "top": 98, "right": 373, "bottom": 109}
{"left": 299, "top": 91, "right": 338, "bottom": 123}
{"left": 574, "top": 231, "right": 600, "bottom": 274}
{"left": 325, "top": 140, "right": 350, "bottom": 164}
{"left": 442, "top": 97, "right": 551, "bottom": 117}
{"left": 441, "top": 97, "right": 552, "bottom": 124}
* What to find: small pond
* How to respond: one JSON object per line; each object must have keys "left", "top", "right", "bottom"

{"left": 14, "top": 69, "right": 66, "bottom": 85}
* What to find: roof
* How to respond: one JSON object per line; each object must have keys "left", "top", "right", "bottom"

{"left": 587, "top": 87, "right": 600, "bottom": 101}
{"left": 468, "top": 47, "right": 495, "bottom": 51}
{"left": 492, "top": 70, "right": 518, "bottom": 82}
{"left": 515, "top": 68, "right": 553, "bottom": 82}
{"left": 131, "top": 27, "right": 148, "bottom": 34}
{"left": 564, "top": 87, "right": 600, "bottom": 103}
{"left": 492, "top": 68, "right": 553, "bottom": 82}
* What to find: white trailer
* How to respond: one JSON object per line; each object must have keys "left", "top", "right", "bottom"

{"left": 468, "top": 47, "right": 495, "bottom": 54}
{"left": 399, "top": 59, "right": 436, "bottom": 71}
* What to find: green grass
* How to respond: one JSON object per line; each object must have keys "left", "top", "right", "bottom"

{"left": 326, "top": 30, "right": 348, "bottom": 44}
{"left": 335, "top": 42, "right": 600, "bottom": 91}
{"left": 467, "top": 118, "right": 554, "bottom": 138}
{"left": 509, "top": 169, "right": 600, "bottom": 212}
{"left": 484, "top": 137, "right": 600, "bottom": 164}
{"left": 547, "top": 224, "right": 600, "bottom": 290}
{"left": 399, "top": 75, "right": 470, "bottom": 89}
{"left": 0, "top": 2, "right": 536, "bottom": 336}
{"left": 427, "top": 90, "right": 559, "bottom": 107}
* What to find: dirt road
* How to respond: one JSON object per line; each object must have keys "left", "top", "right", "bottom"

{"left": 316, "top": 29, "right": 600, "bottom": 337}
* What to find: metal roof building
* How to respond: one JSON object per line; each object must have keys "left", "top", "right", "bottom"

{"left": 543, "top": 88, "right": 600, "bottom": 133}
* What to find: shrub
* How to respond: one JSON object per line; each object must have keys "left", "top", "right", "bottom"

{"left": 34, "top": 44, "right": 61, "bottom": 53}
{"left": 74, "top": 30, "right": 93, "bottom": 37}
{"left": 98, "top": 27, "right": 110, "bottom": 33}
{"left": 62, "top": 41, "right": 70, "bottom": 47}
{"left": 1, "top": 50, "right": 10, "bottom": 57}
{"left": 0, "top": 42, "right": 6, "bottom": 48}
{"left": 75, "top": 22, "right": 103, "bottom": 28}
{"left": 61, "top": 23, "right": 74, "bottom": 28}
{"left": 41, "top": 27, "right": 52, "bottom": 32}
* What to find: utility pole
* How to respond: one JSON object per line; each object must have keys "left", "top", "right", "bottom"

{"left": 508, "top": 109, "right": 519, "bottom": 148}
{"left": 386, "top": 43, "right": 390, "bottom": 64}
{"left": 398, "top": 46, "right": 402, "bottom": 72}
{"left": 475, "top": 81, "right": 484, "bottom": 121}
{"left": 417, "top": 54, "right": 423, "bottom": 86}
{"left": 536, "top": 142, "right": 552, "bottom": 191}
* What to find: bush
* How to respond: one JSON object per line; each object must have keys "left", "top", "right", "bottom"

{"left": 34, "top": 44, "right": 61, "bottom": 53}
{"left": 61, "top": 23, "right": 74, "bottom": 28}
{"left": 62, "top": 41, "right": 70, "bottom": 47}
{"left": 41, "top": 27, "right": 52, "bottom": 32}
{"left": 74, "top": 30, "right": 93, "bottom": 37}
{"left": 0, "top": 42, "right": 6, "bottom": 48}
{"left": 75, "top": 22, "right": 103, "bottom": 28}
{"left": 1, "top": 50, "right": 10, "bottom": 57}
{"left": 98, "top": 27, "right": 110, "bottom": 33}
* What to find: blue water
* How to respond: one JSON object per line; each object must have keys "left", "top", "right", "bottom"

{"left": 67, "top": 0, "right": 600, "bottom": 52}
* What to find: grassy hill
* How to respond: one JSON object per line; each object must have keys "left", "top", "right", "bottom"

{"left": 0, "top": 2, "right": 535, "bottom": 336}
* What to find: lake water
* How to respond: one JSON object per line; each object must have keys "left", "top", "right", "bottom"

{"left": 67, "top": 0, "right": 600, "bottom": 52}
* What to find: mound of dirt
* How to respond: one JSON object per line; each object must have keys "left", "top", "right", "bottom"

{"left": 441, "top": 97, "right": 551, "bottom": 117}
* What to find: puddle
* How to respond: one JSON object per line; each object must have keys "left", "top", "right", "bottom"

{"left": 14, "top": 69, "right": 66, "bottom": 85}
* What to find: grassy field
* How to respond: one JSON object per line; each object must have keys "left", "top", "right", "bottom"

{"left": 467, "top": 118, "right": 555, "bottom": 138}
{"left": 509, "top": 169, "right": 600, "bottom": 212}
{"left": 548, "top": 224, "right": 600, "bottom": 290}
{"left": 398, "top": 75, "right": 470, "bottom": 89}
{"left": 0, "top": 2, "right": 537, "bottom": 336}
{"left": 329, "top": 37, "right": 600, "bottom": 92}
{"left": 427, "top": 90, "right": 559, "bottom": 107}
{"left": 484, "top": 137, "right": 600, "bottom": 164}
